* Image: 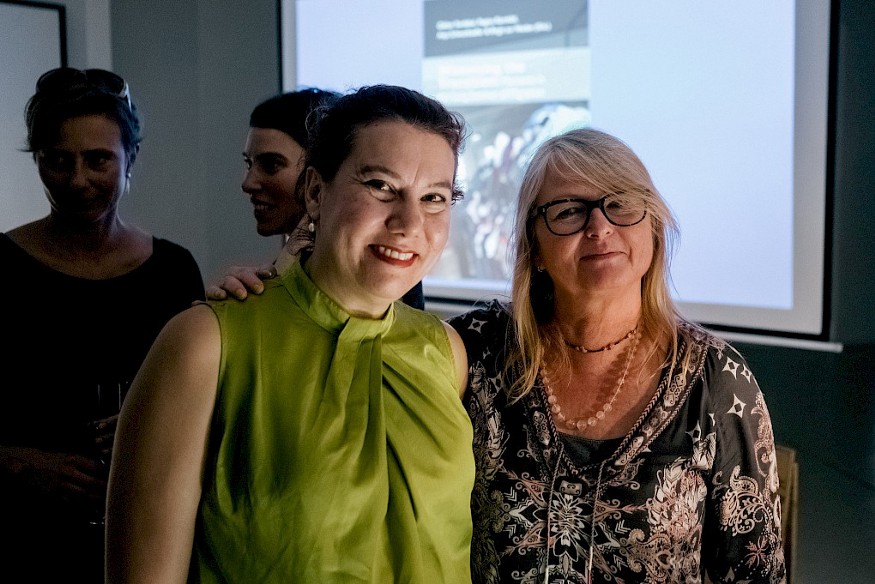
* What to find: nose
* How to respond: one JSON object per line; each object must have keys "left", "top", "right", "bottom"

{"left": 583, "top": 206, "right": 613, "bottom": 238}
{"left": 387, "top": 198, "right": 424, "bottom": 235}
{"left": 241, "top": 168, "right": 259, "bottom": 195}
{"left": 68, "top": 159, "right": 89, "bottom": 190}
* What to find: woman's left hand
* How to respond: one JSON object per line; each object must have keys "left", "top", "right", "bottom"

{"left": 89, "top": 414, "right": 119, "bottom": 461}
{"left": 204, "top": 264, "right": 277, "bottom": 301}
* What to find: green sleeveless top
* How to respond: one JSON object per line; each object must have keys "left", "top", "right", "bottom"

{"left": 190, "top": 261, "right": 474, "bottom": 583}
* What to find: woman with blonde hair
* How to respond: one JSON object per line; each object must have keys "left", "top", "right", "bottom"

{"left": 449, "top": 127, "right": 785, "bottom": 583}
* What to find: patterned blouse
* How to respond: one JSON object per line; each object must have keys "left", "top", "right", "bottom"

{"left": 449, "top": 301, "right": 785, "bottom": 584}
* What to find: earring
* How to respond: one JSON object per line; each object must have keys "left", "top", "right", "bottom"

{"left": 308, "top": 221, "right": 315, "bottom": 233}
{"left": 536, "top": 265, "right": 545, "bottom": 273}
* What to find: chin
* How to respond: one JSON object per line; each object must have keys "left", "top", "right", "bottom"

{"left": 371, "top": 281, "right": 420, "bottom": 305}
{"left": 256, "top": 224, "right": 282, "bottom": 237}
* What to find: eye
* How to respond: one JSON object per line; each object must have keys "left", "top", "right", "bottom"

{"left": 264, "top": 160, "right": 285, "bottom": 174}
{"left": 242, "top": 156, "right": 253, "bottom": 171}
{"left": 363, "top": 179, "right": 396, "bottom": 201}
{"left": 84, "top": 152, "right": 112, "bottom": 170}
{"left": 604, "top": 194, "right": 643, "bottom": 215}
{"left": 258, "top": 156, "right": 287, "bottom": 175}
{"left": 421, "top": 192, "right": 451, "bottom": 213}
{"left": 40, "top": 151, "right": 69, "bottom": 171}
{"left": 551, "top": 204, "right": 587, "bottom": 221}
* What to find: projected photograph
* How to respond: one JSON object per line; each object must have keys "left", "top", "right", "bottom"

{"left": 421, "top": 0, "right": 591, "bottom": 287}
{"left": 431, "top": 102, "right": 590, "bottom": 282}
{"left": 291, "top": 0, "right": 830, "bottom": 335}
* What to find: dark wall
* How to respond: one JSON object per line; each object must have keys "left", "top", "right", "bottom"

{"left": 830, "top": 0, "right": 875, "bottom": 343}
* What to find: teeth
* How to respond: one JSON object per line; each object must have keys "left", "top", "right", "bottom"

{"left": 253, "top": 204, "right": 269, "bottom": 212}
{"left": 375, "top": 245, "right": 414, "bottom": 261}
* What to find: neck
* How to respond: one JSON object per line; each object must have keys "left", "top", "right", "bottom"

{"left": 44, "top": 212, "right": 123, "bottom": 253}
{"left": 552, "top": 288, "right": 642, "bottom": 349}
{"left": 302, "top": 256, "right": 391, "bottom": 320}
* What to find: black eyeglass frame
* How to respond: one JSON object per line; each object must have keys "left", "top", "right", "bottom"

{"left": 36, "top": 68, "right": 132, "bottom": 111}
{"left": 531, "top": 195, "right": 648, "bottom": 236}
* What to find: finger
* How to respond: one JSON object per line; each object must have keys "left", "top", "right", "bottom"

{"left": 94, "top": 430, "right": 116, "bottom": 449}
{"left": 237, "top": 272, "right": 267, "bottom": 294}
{"left": 228, "top": 266, "right": 269, "bottom": 294}
{"left": 205, "top": 285, "right": 229, "bottom": 301}
{"left": 220, "top": 276, "right": 249, "bottom": 300}
{"left": 92, "top": 414, "right": 119, "bottom": 427}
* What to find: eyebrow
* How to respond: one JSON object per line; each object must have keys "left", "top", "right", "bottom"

{"left": 243, "top": 151, "right": 289, "bottom": 161}
{"left": 358, "top": 164, "right": 453, "bottom": 191}
{"left": 43, "top": 147, "right": 119, "bottom": 160}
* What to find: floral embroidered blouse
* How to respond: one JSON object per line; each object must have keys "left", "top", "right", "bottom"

{"left": 449, "top": 301, "right": 785, "bottom": 584}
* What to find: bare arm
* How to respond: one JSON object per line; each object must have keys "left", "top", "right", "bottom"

{"left": 442, "top": 321, "right": 469, "bottom": 399}
{"left": 105, "top": 305, "right": 221, "bottom": 584}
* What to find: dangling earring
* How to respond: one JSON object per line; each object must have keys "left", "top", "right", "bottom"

{"left": 308, "top": 220, "right": 315, "bottom": 234}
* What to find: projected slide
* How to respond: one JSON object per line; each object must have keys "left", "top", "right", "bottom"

{"left": 290, "top": 0, "right": 831, "bottom": 336}
{"left": 422, "top": 1, "right": 590, "bottom": 283}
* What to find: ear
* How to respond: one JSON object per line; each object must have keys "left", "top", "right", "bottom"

{"left": 303, "top": 166, "right": 324, "bottom": 222}
{"left": 125, "top": 144, "right": 140, "bottom": 174}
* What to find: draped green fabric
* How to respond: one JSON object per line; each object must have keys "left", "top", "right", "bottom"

{"left": 190, "top": 260, "right": 474, "bottom": 583}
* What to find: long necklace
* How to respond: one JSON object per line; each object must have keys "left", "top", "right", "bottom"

{"left": 542, "top": 327, "right": 641, "bottom": 431}
{"left": 563, "top": 323, "right": 638, "bottom": 353}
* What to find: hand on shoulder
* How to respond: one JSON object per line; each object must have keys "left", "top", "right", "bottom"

{"left": 204, "top": 264, "right": 277, "bottom": 301}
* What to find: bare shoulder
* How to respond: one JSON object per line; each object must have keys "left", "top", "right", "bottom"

{"left": 442, "top": 321, "right": 469, "bottom": 398}
{"left": 163, "top": 303, "right": 220, "bottom": 340}
{"left": 130, "top": 304, "right": 221, "bottom": 402}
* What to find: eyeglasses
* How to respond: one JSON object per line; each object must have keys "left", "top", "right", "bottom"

{"left": 36, "top": 68, "right": 132, "bottom": 110}
{"left": 531, "top": 192, "right": 648, "bottom": 236}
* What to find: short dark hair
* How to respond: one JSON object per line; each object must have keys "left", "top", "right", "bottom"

{"left": 25, "top": 70, "right": 141, "bottom": 165}
{"left": 249, "top": 88, "right": 340, "bottom": 148}
{"left": 306, "top": 85, "right": 466, "bottom": 199}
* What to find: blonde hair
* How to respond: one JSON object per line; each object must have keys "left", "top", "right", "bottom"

{"left": 508, "top": 128, "right": 682, "bottom": 398}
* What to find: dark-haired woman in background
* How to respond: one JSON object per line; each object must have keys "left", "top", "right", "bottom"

{"left": 0, "top": 68, "right": 204, "bottom": 581}
{"left": 242, "top": 89, "right": 339, "bottom": 243}
{"left": 107, "top": 85, "right": 473, "bottom": 583}
{"left": 207, "top": 89, "right": 339, "bottom": 299}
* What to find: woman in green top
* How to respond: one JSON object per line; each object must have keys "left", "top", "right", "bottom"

{"left": 106, "top": 85, "right": 474, "bottom": 583}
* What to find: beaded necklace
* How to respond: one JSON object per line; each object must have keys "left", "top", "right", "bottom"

{"left": 543, "top": 327, "right": 641, "bottom": 431}
{"left": 563, "top": 323, "right": 638, "bottom": 353}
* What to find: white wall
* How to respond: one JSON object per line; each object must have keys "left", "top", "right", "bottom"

{"left": 110, "top": 0, "right": 281, "bottom": 283}
{"left": 0, "top": 0, "right": 111, "bottom": 232}
{"left": 2, "top": 0, "right": 280, "bottom": 284}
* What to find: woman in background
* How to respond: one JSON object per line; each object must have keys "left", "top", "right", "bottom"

{"left": 242, "top": 89, "right": 338, "bottom": 249}
{"left": 213, "top": 88, "right": 426, "bottom": 308}
{"left": 0, "top": 67, "right": 203, "bottom": 581}
{"left": 449, "top": 128, "right": 785, "bottom": 583}
{"left": 106, "top": 85, "right": 474, "bottom": 583}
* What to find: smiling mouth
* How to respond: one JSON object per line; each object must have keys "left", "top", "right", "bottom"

{"left": 373, "top": 245, "right": 416, "bottom": 262}
{"left": 582, "top": 250, "right": 620, "bottom": 260}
